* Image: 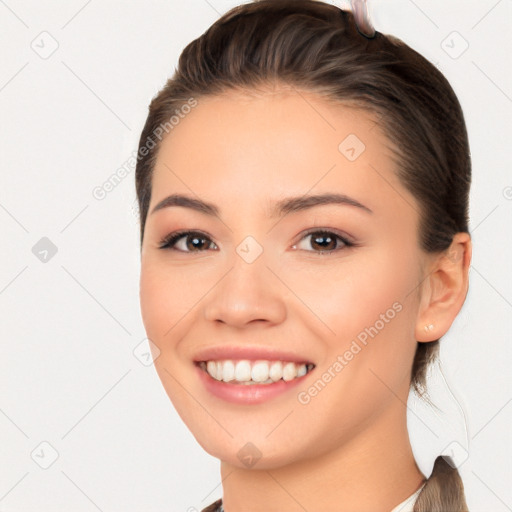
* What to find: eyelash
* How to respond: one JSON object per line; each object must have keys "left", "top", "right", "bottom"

{"left": 158, "top": 228, "right": 355, "bottom": 255}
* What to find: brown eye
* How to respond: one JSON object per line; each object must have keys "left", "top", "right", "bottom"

{"left": 159, "top": 231, "right": 217, "bottom": 252}
{"left": 184, "top": 233, "right": 211, "bottom": 251}
{"left": 294, "top": 230, "right": 353, "bottom": 254}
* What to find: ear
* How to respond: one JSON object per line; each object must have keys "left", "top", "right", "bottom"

{"left": 415, "top": 232, "right": 472, "bottom": 342}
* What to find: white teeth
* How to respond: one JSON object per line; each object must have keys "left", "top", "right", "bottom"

{"left": 222, "top": 360, "right": 235, "bottom": 382}
{"left": 282, "top": 362, "right": 297, "bottom": 381}
{"left": 201, "top": 359, "right": 314, "bottom": 384}
{"left": 234, "top": 360, "right": 252, "bottom": 382}
{"left": 269, "top": 361, "right": 283, "bottom": 382}
{"left": 297, "top": 363, "right": 307, "bottom": 377}
{"left": 251, "top": 360, "right": 270, "bottom": 382}
{"left": 206, "top": 361, "right": 217, "bottom": 379}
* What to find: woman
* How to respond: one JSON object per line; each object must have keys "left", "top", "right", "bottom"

{"left": 135, "top": 0, "right": 471, "bottom": 510}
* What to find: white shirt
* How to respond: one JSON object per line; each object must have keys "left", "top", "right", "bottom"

{"left": 389, "top": 484, "right": 425, "bottom": 512}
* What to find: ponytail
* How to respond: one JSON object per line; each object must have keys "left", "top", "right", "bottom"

{"left": 413, "top": 456, "right": 469, "bottom": 511}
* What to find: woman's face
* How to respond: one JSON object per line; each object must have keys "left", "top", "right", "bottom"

{"left": 139, "top": 88, "right": 428, "bottom": 468}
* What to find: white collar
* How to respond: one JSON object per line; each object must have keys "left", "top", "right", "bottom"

{"left": 389, "top": 484, "right": 425, "bottom": 512}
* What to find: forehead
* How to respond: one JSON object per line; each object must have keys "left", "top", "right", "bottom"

{"left": 151, "top": 88, "right": 415, "bottom": 221}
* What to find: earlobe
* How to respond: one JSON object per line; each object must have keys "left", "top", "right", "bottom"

{"left": 415, "top": 232, "right": 472, "bottom": 343}
{"left": 423, "top": 323, "right": 434, "bottom": 333}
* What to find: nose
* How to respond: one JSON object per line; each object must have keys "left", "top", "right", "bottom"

{"left": 203, "top": 250, "right": 287, "bottom": 328}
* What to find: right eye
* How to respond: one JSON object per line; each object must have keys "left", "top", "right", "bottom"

{"left": 158, "top": 230, "right": 218, "bottom": 252}
{"left": 293, "top": 229, "right": 353, "bottom": 255}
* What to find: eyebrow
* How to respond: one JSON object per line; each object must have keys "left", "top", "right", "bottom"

{"left": 150, "top": 192, "right": 373, "bottom": 217}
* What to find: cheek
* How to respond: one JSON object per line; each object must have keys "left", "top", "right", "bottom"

{"left": 139, "top": 262, "right": 203, "bottom": 418}
{"left": 139, "top": 264, "right": 166, "bottom": 340}
{"left": 139, "top": 258, "right": 207, "bottom": 340}
{"left": 281, "top": 248, "right": 417, "bottom": 339}
{"left": 292, "top": 276, "right": 417, "bottom": 449}
{"left": 138, "top": 261, "right": 190, "bottom": 349}
{"left": 287, "top": 248, "right": 419, "bottom": 398}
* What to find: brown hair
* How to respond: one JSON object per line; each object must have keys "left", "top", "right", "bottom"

{"left": 135, "top": 0, "right": 471, "bottom": 509}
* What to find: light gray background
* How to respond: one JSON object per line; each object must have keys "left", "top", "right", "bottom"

{"left": 1, "top": 0, "right": 511, "bottom": 510}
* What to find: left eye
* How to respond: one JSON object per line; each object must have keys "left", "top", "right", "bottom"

{"left": 294, "top": 230, "right": 353, "bottom": 254}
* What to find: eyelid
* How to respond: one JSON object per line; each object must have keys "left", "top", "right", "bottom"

{"left": 297, "top": 227, "right": 355, "bottom": 245}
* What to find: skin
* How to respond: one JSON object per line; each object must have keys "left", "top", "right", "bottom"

{"left": 139, "top": 86, "right": 472, "bottom": 512}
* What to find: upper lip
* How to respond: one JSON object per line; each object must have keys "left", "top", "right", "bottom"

{"left": 193, "top": 346, "right": 315, "bottom": 365}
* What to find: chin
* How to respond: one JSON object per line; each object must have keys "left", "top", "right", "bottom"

{"left": 190, "top": 426, "right": 312, "bottom": 470}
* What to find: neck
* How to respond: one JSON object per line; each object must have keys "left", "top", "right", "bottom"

{"left": 220, "top": 403, "right": 425, "bottom": 512}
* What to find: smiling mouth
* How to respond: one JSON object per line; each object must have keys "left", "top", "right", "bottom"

{"left": 196, "top": 359, "right": 316, "bottom": 385}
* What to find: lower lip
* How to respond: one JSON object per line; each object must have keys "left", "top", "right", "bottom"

{"left": 195, "top": 364, "right": 312, "bottom": 405}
